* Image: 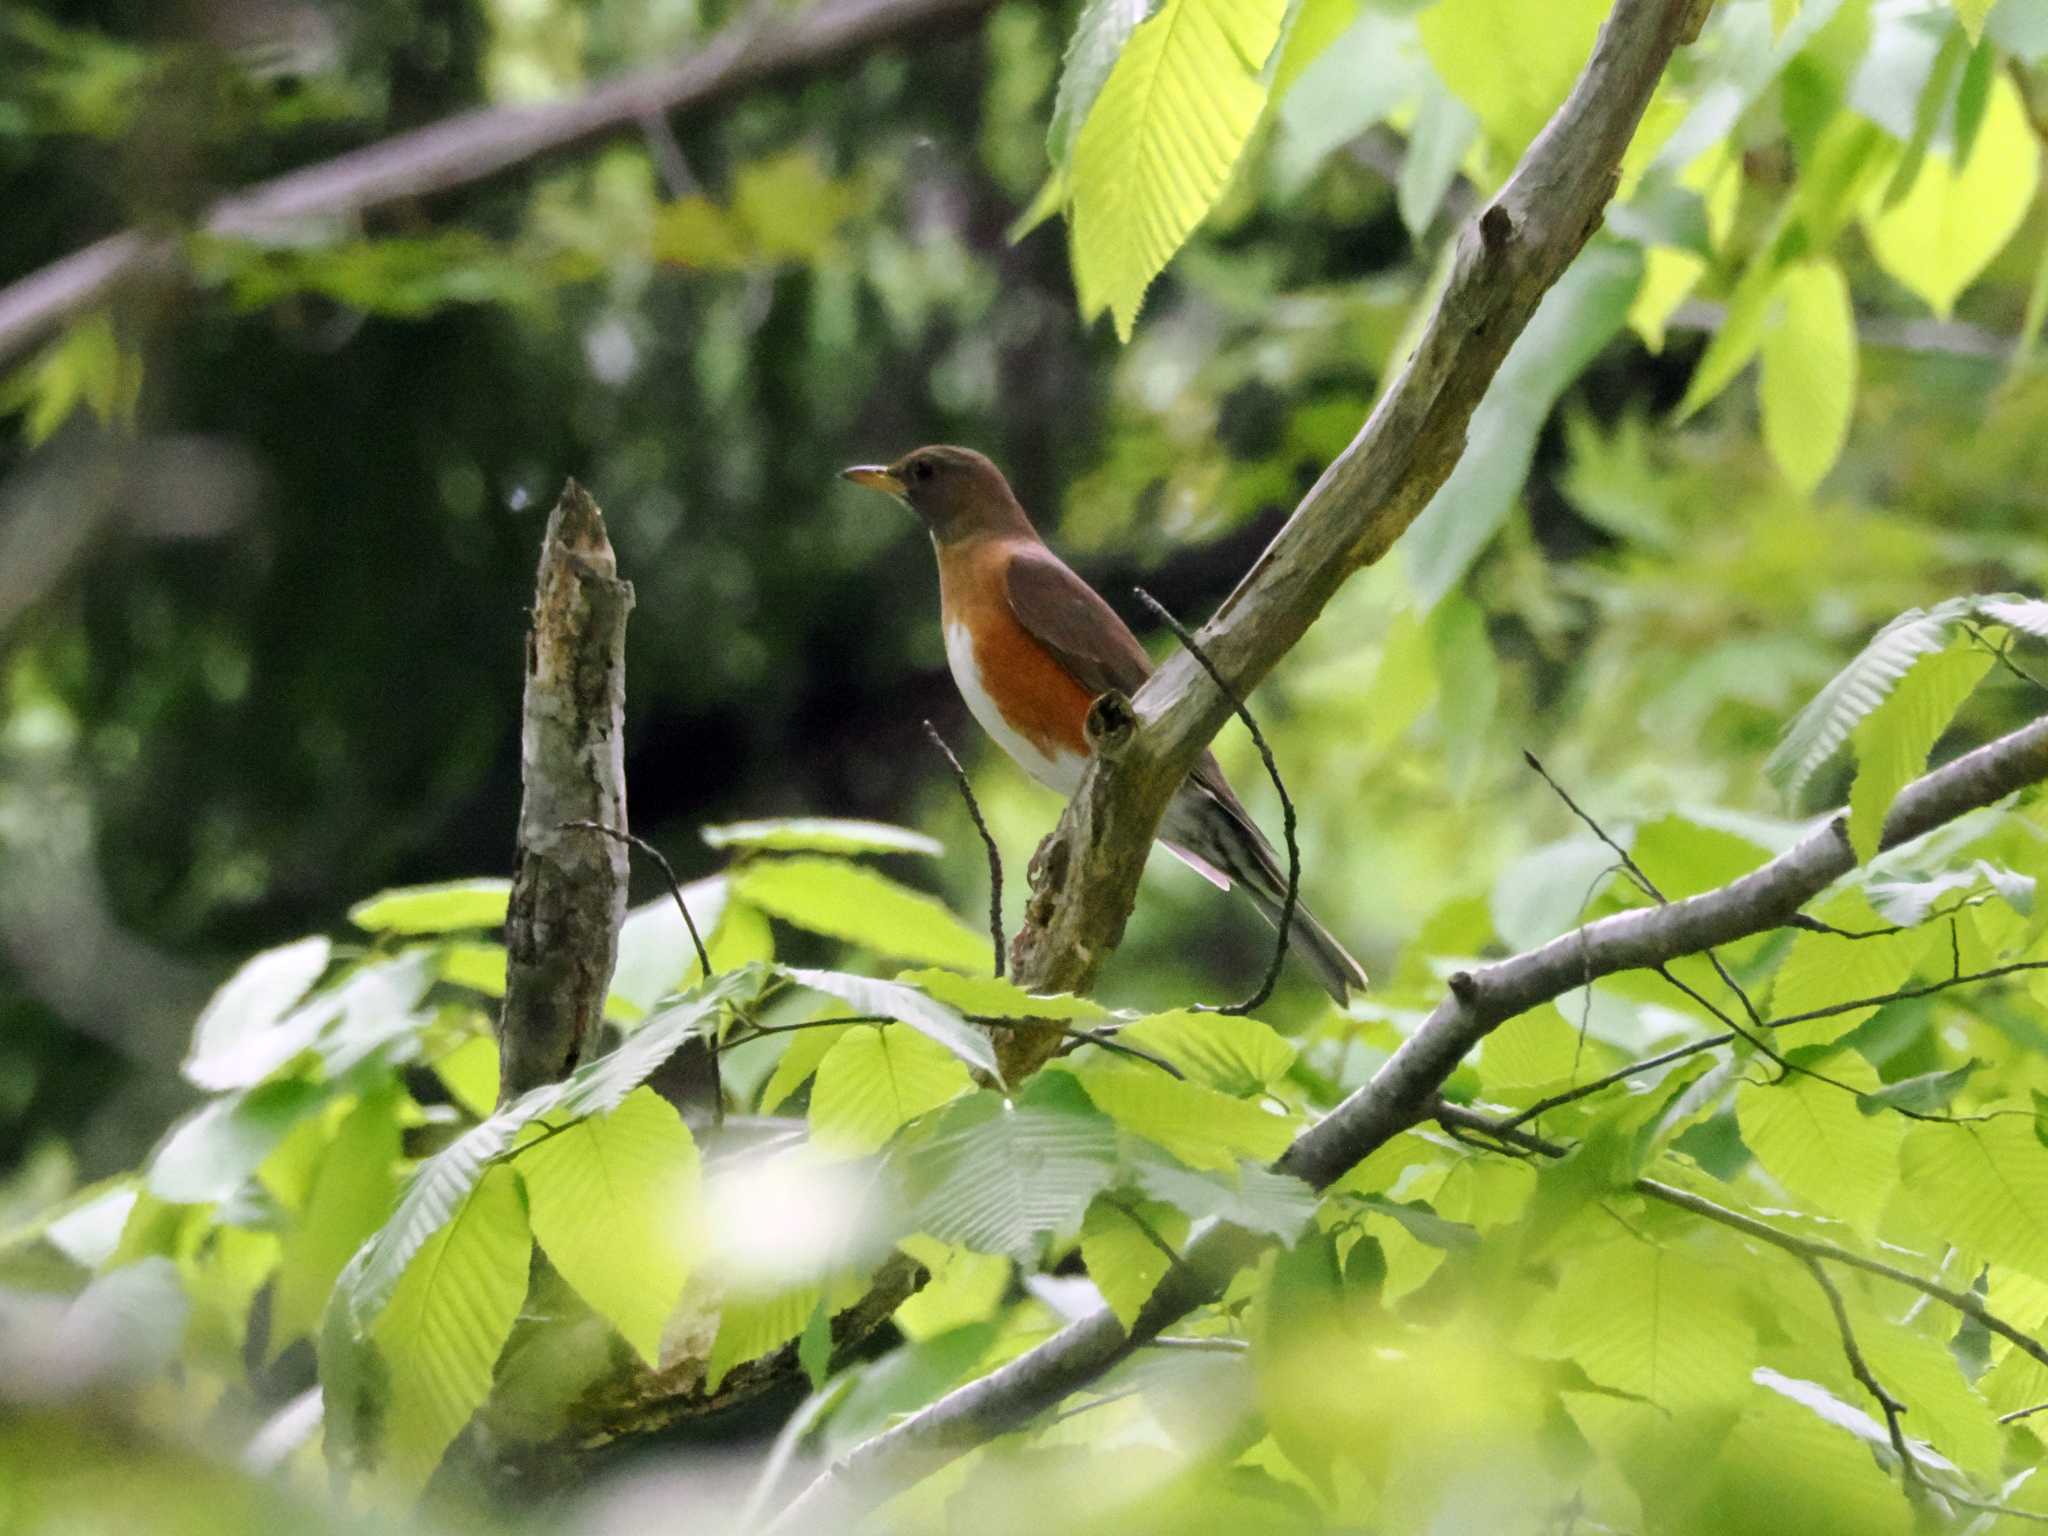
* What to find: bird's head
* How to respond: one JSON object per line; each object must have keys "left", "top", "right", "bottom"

{"left": 841, "top": 445, "right": 1033, "bottom": 544}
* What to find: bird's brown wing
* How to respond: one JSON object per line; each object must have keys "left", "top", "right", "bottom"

{"left": 1002, "top": 544, "right": 1154, "bottom": 699}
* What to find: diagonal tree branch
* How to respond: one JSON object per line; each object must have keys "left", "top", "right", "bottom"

{"left": 0, "top": 0, "right": 1004, "bottom": 368}
{"left": 1008, "top": 0, "right": 1716, "bottom": 1023}
{"left": 765, "top": 713, "right": 2048, "bottom": 1530}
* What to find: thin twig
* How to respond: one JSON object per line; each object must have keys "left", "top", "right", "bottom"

{"left": 1765, "top": 959, "right": 2048, "bottom": 1031}
{"left": 563, "top": 819, "right": 710, "bottom": 978}
{"left": 1133, "top": 588, "right": 1299, "bottom": 1016}
{"left": 1103, "top": 1194, "right": 1199, "bottom": 1284}
{"left": 721, "top": 1013, "right": 1183, "bottom": 1079}
{"left": 1146, "top": 1336, "right": 1249, "bottom": 1353}
{"left": 924, "top": 720, "right": 1004, "bottom": 979}
{"left": 1962, "top": 620, "right": 2048, "bottom": 696}
{"left": 1801, "top": 1254, "right": 1924, "bottom": 1502}
{"left": 1999, "top": 1401, "right": 2048, "bottom": 1425}
{"left": 1502, "top": 1032, "right": 1736, "bottom": 1127}
{"left": 1058, "top": 1025, "right": 1185, "bottom": 1079}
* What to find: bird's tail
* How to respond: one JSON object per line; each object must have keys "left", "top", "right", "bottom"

{"left": 1161, "top": 773, "right": 1368, "bottom": 1005}
{"left": 1238, "top": 878, "right": 1369, "bottom": 1005}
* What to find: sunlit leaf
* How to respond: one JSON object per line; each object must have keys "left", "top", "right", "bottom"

{"left": 1068, "top": 0, "right": 1288, "bottom": 338}
{"left": 783, "top": 966, "right": 1000, "bottom": 1078}
{"left": 1066, "top": 1059, "right": 1296, "bottom": 1171}
{"left": 1900, "top": 1117, "right": 2048, "bottom": 1281}
{"left": 738, "top": 858, "right": 989, "bottom": 972}
{"left": 347, "top": 878, "right": 512, "bottom": 935}
{"left": 1863, "top": 72, "right": 2039, "bottom": 318}
{"left": 1418, "top": 0, "right": 1606, "bottom": 159}
{"left": 271, "top": 1091, "right": 401, "bottom": 1355}
{"left": 370, "top": 1164, "right": 529, "bottom": 1494}
{"left": 1845, "top": 641, "right": 1993, "bottom": 860}
{"left": 1112, "top": 1009, "right": 1295, "bottom": 1095}
{"left": 146, "top": 1079, "right": 328, "bottom": 1204}
{"left": 1735, "top": 1052, "right": 1902, "bottom": 1237}
{"left": 183, "top": 937, "right": 331, "bottom": 1090}
{"left": 521, "top": 1088, "right": 702, "bottom": 1365}
{"left": 1759, "top": 259, "right": 1856, "bottom": 494}
{"left": 1081, "top": 1194, "right": 1188, "bottom": 1329}
{"left": 809, "top": 1024, "right": 974, "bottom": 1155}
{"left": 702, "top": 818, "right": 942, "bottom": 857}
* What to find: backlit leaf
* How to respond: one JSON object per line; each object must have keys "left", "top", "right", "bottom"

{"left": 1900, "top": 1117, "right": 2048, "bottom": 1281}
{"left": 738, "top": 858, "right": 988, "bottom": 972}
{"left": 1759, "top": 259, "right": 1856, "bottom": 494}
{"left": 1845, "top": 641, "right": 1993, "bottom": 861}
{"left": 809, "top": 1025, "right": 974, "bottom": 1155}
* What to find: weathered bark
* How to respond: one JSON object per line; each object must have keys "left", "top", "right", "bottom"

{"left": 498, "top": 482, "right": 634, "bottom": 1101}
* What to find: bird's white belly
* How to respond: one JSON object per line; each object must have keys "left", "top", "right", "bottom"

{"left": 944, "top": 622, "right": 1086, "bottom": 795}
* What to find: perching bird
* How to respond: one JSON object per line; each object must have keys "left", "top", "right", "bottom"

{"left": 842, "top": 445, "right": 1367, "bottom": 1002}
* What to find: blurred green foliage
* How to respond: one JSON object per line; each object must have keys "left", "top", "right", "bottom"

{"left": 3, "top": 0, "right": 2048, "bottom": 1528}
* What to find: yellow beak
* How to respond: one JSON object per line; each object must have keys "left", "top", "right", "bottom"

{"left": 841, "top": 464, "right": 906, "bottom": 498}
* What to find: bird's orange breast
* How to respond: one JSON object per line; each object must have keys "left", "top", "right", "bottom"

{"left": 936, "top": 538, "right": 1095, "bottom": 761}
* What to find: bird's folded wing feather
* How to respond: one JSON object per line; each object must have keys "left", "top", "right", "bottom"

{"left": 1002, "top": 545, "right": 1155, "bottom": 698}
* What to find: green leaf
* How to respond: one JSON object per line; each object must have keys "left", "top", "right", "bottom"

{"left": 1523, "top": 1238, "right": 1756, "bottom": 1406}
{"left": 1047, "top": 0, "right": 1156, "bottom": 173}
{"left": 893, "top": 1236, "right": 1012, "bottom": 1340}
{"left": 1110, "top": 1010, "right": 1295, "bottom": 1096}
{"left": 1405, "top": 239, "right": 1642, "bottom": 605}
{"left": 706, "top": 1284, "right": 819, "bottom": 1392}
{"left": 759, "top": 1023, "right": 852, "bottom": 1114}
{"left": 345, "top": 969, "right": 756, "bottom": 1324}
{"left": 1951, "top": 0, "right": 1993, "bottom": 41}
{"left": 1763, "top": 597, "right": 1977, "bottom": 798}
{"left": 520, "top": 1088, "right": 703, "bottom": 1365}
{"left": 895, "top": 968, "right": 1110, "bottom": 1024}
{"left": 1398, "top": 76, "right": 1479, "bottom": 238}
{"left": 1857, "top": 1060, "right": 1982, "bottom": 1118}
{"left": 1068, "top": 0, "right": 1289, "bottom": 338}
{"left": 1081, "top": 1195, "right": 1188, "bottom": 1329}
{"left": 609, "top": 878, "right": 730, "bottom": 1018}
{"left": 1672, "top": 245, "right": 1783, "bottom": 422}
{"left": 1735, "top": 1053, "right": 1902, "bottom": 1237}
{"left": 1417, "top": 0, "right": 1607, "bottom": 160}
{"left": 1900, "top": 1118, "right": 2048, "bottom": 1280}
{"left": 1979, "top": 596, "right": 2048, "bottom": 640}
{"left": 1126, "top": 1148, "right": 1316, "bottom": 1239}
{"left": 348, "top": 878, "right": 512, "bottom": 934}
{"left": 903, "top": 1080, "right": 1121, "bottom": 1260}
{"left": 1759, "top": 259, "right": 1856, "bottom": 494}
{"left": 146, "top": 1078, "right": 328, "bottom": 1204}
{"left": 737, "top": 858, "right": 988, "bottom": 971}
{"left": 798, "top": 1292, "right": 833, "bottom": 1391}
{"left": 1066, "top": 1059, "right": 1296, "bottom": 1170}
{"left": 1845, "top": 642, "right": 1994, "bottom": 861}
{"left": 1349, "top": 1194, "right": 1479, "bottom": 1251}
{"left": 783, "top": 966, "right": 1000, "bottom": 1079}
{"left": 702, "top": 818, "right": 942, "bottom": 857}
{"left": 370, "top": 1163, "right": 530, "bottom": 1494}
{"left": 1863, "top": 72, "right": 2039, "bottom": 317}
{"left": 183, "top": 937, "right": 331, "bottom": 1089}
{"left": 433, "top": 1035, "right": 499, "bottom": 1120}
{"left": 808, "top": 1025, "right": 975, "bottom": 1156}
{"left": 271, "top": 1091, "right": 401, "bottom": 1354}
{"left": 1768, "top": 891, "right": 1923, "bottom": 1050}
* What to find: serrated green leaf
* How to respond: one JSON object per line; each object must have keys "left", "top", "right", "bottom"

{"left": 1069, "top": 0, "right": 1288, "bottom": 338}
{"left": 1066, "top": 1059, "right": 1296, "bottom": 1171}
{"left": 798, "top": 1292, "right": 833, "bottom": 1390}
{"left": 1081, "top": 1195, "right": 1188, "bottom": 1329}
{"left": 521, "top": 1088, "right": 702, "bottom": 1365}
{"left": 702, "top": 818, "right": 942, "bottom": 857}
{"left": 809, "top": 1025, "right": 974, "bottom": 1156}
{"left": 1979, "top": 597, "right": 2048, "bottom": 640}
{"left": 272, "top": 1091, "right": 401, "bottom": 1355}
{"left": 1768, "top": 892, "right": 1924, "bottom": 1050}
{"left": 1047, "top": 0, "right": 1156, "bottom": 173}
{"left": 183, "top": 937, "right": 331, "bottom": 1089}
{"left": 1523, "top": 1239, "right": 1756, "bottom": 1406}
{"left": 348, "top": 878, "right": 511, "bottom": 935}
{"left": 784, "top": 966, "right": 999, "bottom": 1079}
{"left": 1112, "top": 1010, "right": 1296, "bottom": 1095}
{"left": 371, "top": 1163, "right": 529, "bottom": 1494}
{"left": 893, "top": 1236, "right": 1012, "bottom": 1340}
{"left": 737, "top": 858, "right": 987, "bottom": 971}
{"left": 1900, "top": 1117, "right": 2048, "bottom": 1281}
{"left": 1736, "top": 1052, "right": 1902, "bottom": 1237}
{"left": 1759, "top": 259, "right": 1856, "bottom": 494}
{"left": 1846, "top": 642, "right": 1994, "bottom": 860}
{"left": 904, "top": 1083, "right": 1121, "bottom": 1260}
{"left": 1764, "top": 598, "right": 1978, "bottom": 798}
{"left": 1863, "top": 72, "right": 2038, "bottom": 318}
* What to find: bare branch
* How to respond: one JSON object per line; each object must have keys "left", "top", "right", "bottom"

{"left": 1011, "top": 0, "right": 1715, "bottom": 1000}
{"left": 0, "top": 0, "right": 1005, "bottom": 366}
{"left": 924, "top": 720, "right": 1005, "bottom": 979}
{"left": 763, "top": 713, "right": 2048, "bottom": 1531}
{"left": 499, "top": 482, "right": 635, "bottom": 1102}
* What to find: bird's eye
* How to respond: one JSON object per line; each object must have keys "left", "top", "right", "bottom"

{"left": 910, "top": 459, "right": 935, "bottom": 484}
